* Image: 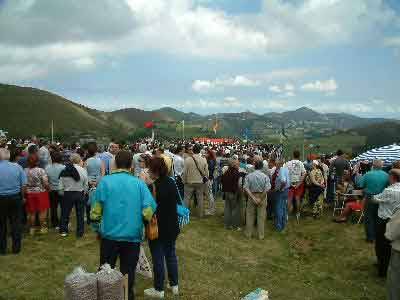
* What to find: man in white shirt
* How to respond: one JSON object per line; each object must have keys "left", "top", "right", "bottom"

{"left": 284, "top": 150, "right": 306, "bottom": 219}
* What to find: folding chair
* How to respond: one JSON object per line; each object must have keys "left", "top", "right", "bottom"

{"left": 333, "top": 191, "right": 345, "bottom": 216}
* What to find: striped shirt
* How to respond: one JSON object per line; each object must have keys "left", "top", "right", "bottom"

{"left": 374, "top": 183, "right": 400, "bottom": 220}
{"left": 244, "top": 170, "right": 271, "bottom": 193}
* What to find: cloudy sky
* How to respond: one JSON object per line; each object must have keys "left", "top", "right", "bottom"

{"left": 1, "top": 0, "right": 400, "bottom": 117}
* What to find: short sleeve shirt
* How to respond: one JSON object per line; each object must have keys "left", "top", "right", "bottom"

{"left": 284, "top": 160, "right": 306, "bottom": 185}
{"left": 25, "top": 167, "right": 48, "bottom": 193}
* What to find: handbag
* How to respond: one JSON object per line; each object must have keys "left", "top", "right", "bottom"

{"left": 145, "top": 184, "right": 159, "bottom": 240}
{"left": 192, "top": 156, "right": 208, "bottom": 184}
{"left": 170, "top": 177, "right": 190, "bottom": 229}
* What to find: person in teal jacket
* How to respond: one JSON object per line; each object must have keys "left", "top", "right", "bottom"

{"left": 356, "top": 160, "right": 389, "bottom": 242}
{"left": 91, "top": 150, "right": 156, "bottom": 300}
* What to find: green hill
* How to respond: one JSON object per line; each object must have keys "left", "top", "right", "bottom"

{"left": 0, "top": 84, "right": 111, "bottom": 137}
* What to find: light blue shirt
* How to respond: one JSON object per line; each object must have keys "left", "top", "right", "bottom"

{"left": 0, "top": 161, "right": 27, "bottom": 196}
{"left": 86, "top": 156, "right": 102, "bottom": 182}
{"left": 92, "top": 171, "right": 157, "bottom": 243}
{"left": 98, "top": 152, "right": 113, "bottom": 175}
{"left": 276, "top": 167, "right": 290, "bottom": 191}
{"left": 45, "top": 163, "right": 65, "bottom": 191}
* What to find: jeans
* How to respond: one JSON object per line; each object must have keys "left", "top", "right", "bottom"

{"left": 100, "top": 238, "right": 140, "bottom": 300}
{"left": 387, "top": 249, "right": 400, "bottom": 300}
{"left": 274, "top": 189, "right": 288, "bottom": 232}
{"left": 267, "top": 191, "right": 276, "bottom": 220}
{"left": 224, "top": 192, "right": 240, "bottom": 228}
{"left": 0, "top": 194, "right": 22, "bottom": 254}
{"left": 376, "top": 217, "right": 391, "bottom": 277}
{"left": 60, "top": 191, "right": 85, "bottom": 237}
{"left": 149, "top": 239, "right": 179, "bottom": 292}
{"left": 364, "top": 195, "right": 378, "bottom": 242}
{"left": 49, "top": 191, "right": 60, "bottom": 228}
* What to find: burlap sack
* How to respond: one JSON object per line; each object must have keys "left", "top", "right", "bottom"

{"left": 96, "top": 264, "right": 124, "bottom": 300}
{"left": 64, "top": 267, "right": 97, "bottom": 300}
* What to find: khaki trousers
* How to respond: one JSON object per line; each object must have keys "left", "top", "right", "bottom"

{"left": 245, "top": 192, "right": 267, "bottom": 240}
{"left": 184, "top": 183, "right": 206, "bottom": 218}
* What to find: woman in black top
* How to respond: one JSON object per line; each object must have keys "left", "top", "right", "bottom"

{"left": 144, "top": 157, "right": 181, "bottom": 298}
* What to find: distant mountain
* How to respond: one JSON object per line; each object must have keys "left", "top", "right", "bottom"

{"left": 351, "top": 121, "right": 400, "bottom": 151}
{"left": 0, "top": 83, "right": 397, "bottom": 140}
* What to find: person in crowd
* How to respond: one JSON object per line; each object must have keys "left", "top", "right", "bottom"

{"left": 38, "top": 140, "right": 51, "bottom": 169}
{"left": 273, "top": 159, "right": 290, "bottom": 232}
{"left": 267, "top": 158, "right": 277, "bottom": 220}
{"left": 18, "top": 144, "right": 38, "bottom": 169}
{"left": 320, "top": 157, "right": 330, "bottom": 200}
{"left": 285, "top": 150, "right": 306, "bottom": 219}
{"left": 309, "top": 160, "right": 326, "bottom": 218}
{"left": 138, "top": 154, "right": 153, "bottom": 186}
{"left": 330, "top": 149, "right": 350, "bottom": 187}
{"left": 173, "top": 145, "right": 185, "bottom": 198}
{"left": 45, "top": 151, "right": 65, "bottom": 229}
{"left": 98, "top": 142, "right": 119, "bottom": 175}
{"left": 91, "top": 151, "right": 156, "bottom": 300}
{"left": 244, "top": 160, "right": 271, "bottom": 240}
{"left": 373, "top": 168, "right": 400, "bottom": 277}
{"left": 221, "top": 159, "right": 241, "bottom": 230}
{"left": 155, "top": 147, "right": 173, "bottom": 176}
{"left": 205, "top": 149, "right": 217, "bottom": 216}
{"left": 25, "top": 153, "right": 50, "bottom": 235}
{"left": 385, "top": 190, "right": 400, "bottom": 300}
{"left": 0, "top": 148, "right": 27, "bottom": 255}
{"left": 59, "top": 153, "right": 88, "bottom": 238}
{"left": 182, "top": 144, "right": 209, "bottom": 218}
{"left": 144, "top": 157, "right": 181, "bottom": 298}
{"left": 334, "top": 173, "right": 363, "bottom": 223}
{"left": 84, "top": 142, "right": 105, "bottom": 225}
{"left": 356, "top": 159, "right": 390, "bottom": 242}
{"left": 133, "top": 143, "right": 148, "bottom": 177}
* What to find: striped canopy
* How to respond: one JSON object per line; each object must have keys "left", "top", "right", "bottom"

{"left": 351, "top": 144, "right": 400, "bottom": 166}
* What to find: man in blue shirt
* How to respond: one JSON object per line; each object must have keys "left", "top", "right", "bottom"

{"left": 273, "top": 159, "right": 290, "bottom": 232}
{"left": 91, "top": 150, "right": 156, "bottom": 300}
{"left": 357, "top": 160, "right": 390, "bottom": 242}
{"left": 0, "top": 148, "right": 27, "bottom": 255}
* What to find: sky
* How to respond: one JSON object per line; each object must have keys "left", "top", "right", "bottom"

{"left": 0, "top": 0, "right": 399, "bottom": 117}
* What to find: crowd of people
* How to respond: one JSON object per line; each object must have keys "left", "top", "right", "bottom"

{"left": 0, "top": 136, "right": 399, "bottom": 299}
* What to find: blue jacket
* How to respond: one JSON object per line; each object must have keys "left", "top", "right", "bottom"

{"left": 91, "top": 170, "right": 156, "bottom": 243}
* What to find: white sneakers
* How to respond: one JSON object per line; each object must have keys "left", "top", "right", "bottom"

{"left": 144, "top": 288, "right": 165, "bottom": 298}
{"left": 169, "top": 285, "right": 179, "bottom": 296}
{"left": 144, "top": 285, "right": 179, "bottom": 298}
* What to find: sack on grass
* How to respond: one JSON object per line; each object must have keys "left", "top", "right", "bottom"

{"left": 64, "top": 266, "right": 97, "bottom": 300}
{"left": 96, "top": 264, "right": 124, "bottom": 300}
{"left": 241, "top": 288, "right": 269, "bottom": 300}
{"left": 136, "top": 245, "right": 153, "bottom": 279}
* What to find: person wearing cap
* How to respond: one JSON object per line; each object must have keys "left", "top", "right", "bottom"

{"left": 356, "top": 159, "right": 390, "bottom": 242}
{"left": 373, "top": 168, "right": 400, "bottom": 278}
{"left": 0, "top": 148, "right": 27, "bottom": 254}
{"left": 308, "top": 160, "right": 326, "bottom": 218}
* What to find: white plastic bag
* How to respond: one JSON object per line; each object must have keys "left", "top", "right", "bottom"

{"left": 96, "top": 264, "right": 124, "bottom": 300}
{"left": 64, "top": 266, "right": 97, "bottom": 300}
{"left": 136, "top": 245, "right": 153, "bottom": 279}
{"left": 241, "top": 288, "right": 269, "bottom": 300}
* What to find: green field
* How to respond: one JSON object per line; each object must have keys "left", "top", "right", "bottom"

{"left": 0, "top": 201, "right": 385, "bottom": 300}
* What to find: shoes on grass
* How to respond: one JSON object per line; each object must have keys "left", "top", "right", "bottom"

{"left": 29, "top": 228, "right": 35, "bottom": 236}
{"left": 40, "top": 227, "right": 48, "bottom": 234}
{"left": 60, "top": 232, "right": 68, "bottom": 237}
{"left": 144, "top": 288, "right": 164, "bottom": 298}
{"left": 167, "top": 284, "right": 179, "bottom": 296}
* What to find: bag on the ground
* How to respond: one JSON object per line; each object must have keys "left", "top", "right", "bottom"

{"left": 96, "top": 264, "right": 124, "bottom": 300}
{"left": 136, "top": 245, "right": 153, "bottom": 279}
{"left": 64, "top": 267, "right": 97, "bottom": 300}
{"left": 241, "top": 288, "right": 269, "bottom": 300}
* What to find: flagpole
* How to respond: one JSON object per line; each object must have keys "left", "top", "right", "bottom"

{"left": 51, "top": 120, "right": 54, "bottom": 144}
{"left": 182, "top": 120, "right": 185, "bottom": 140}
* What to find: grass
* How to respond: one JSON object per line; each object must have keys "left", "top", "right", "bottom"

{"left": 0, "top": 202, "right": 385, "bottom": 300}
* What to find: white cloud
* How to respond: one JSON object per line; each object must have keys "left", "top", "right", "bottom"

{"left": 284, "top": 83, "right": 295, "bottom": 91}
{"left": 284, "top": 91, "right": 296, "bottom": 97}
{"left": 269, "top": 85, "right": 282, "bottom": 93}
{"left": 371, "top": 98, "right": 385, "bottom": 105}
{"left": 191, "top": 75, "right": 261, "bottom": 93}
{"left": 301, "top": 78, "right": 338, "bottom": 93}
{"left": 384, "top": 37, "right": 400, "bottom": 47}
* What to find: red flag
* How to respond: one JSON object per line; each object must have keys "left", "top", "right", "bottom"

{"left": 144, "top": 121, "right": 154, "bottom": 129}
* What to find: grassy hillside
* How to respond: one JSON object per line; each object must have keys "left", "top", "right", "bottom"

{"left": 0, "top": 203, "right": 385, "bottom": 299}
{"left": 0, "top": 84, "right": 111, "bottom": 137}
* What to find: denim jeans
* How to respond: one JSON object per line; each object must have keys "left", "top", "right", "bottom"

{"left": 100, "top": 238, "right": 140, "bottom": 300}
{"left": 364, "top": 195, "right": 378, "bottom": 242}
{"left": 0, "top": 194, "right": 22, "bottom": 254}
{"left": 274, "top": 189, "right": 288, "bottom": 232}
{"left": 267, "top": 191, "right": 276, "bottom": 220}
{"left": 60, "top": 191, "right": 84, "bottom": 237}
{"left": 49, "top": 191, "right": 60, "bottom": 228}
{"left": 149, "top": 239, "right": 179, "bottom": 292}
{"left": 224, "top": 192, "right": 240, "bottom": 228}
